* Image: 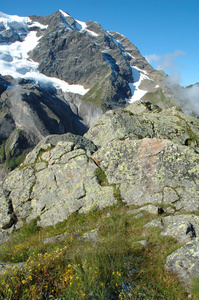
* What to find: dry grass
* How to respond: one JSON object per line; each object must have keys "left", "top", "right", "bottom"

{"left": 0, "top": 205, "right": 190, "bottom": 299}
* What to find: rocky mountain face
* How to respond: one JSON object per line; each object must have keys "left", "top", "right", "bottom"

{"left": 0, "top": 10, "right": 181, "bottom": 179}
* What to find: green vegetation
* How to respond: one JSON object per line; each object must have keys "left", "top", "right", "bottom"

{"left": 0, "top": 141, "right": 6, "bottom": 163}
{"left": 192, "top": 278, "right": 199, "bottom": 300}
{"left": 0, "top": 206, "right": 190, "bottom": 299}
{"left": 5, "top": 151, "right": 27, "bottom": 170}
{"left": 113, "top": 185, "right": 123, "bottom": 203}
{"left": 95, "top": 167, "right": 109, "bottom": 186}
{"left": 143, "top": 88, "right": 173, "bottom": 108}
{"left": 83, "top": 82, "right": 104, "bottom": 107}
{"left": 0, "top": 129, "right": 29, "bottom": 170}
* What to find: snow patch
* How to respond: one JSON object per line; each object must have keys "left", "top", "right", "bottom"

{"left": 75, "top": 19, "right": 98, "bottom": 36}
{"left": 0, "top": 31, "right": 40, "bottom": 78}
{"left": 114, "top": 31, "right": 125, "bottom": 37}
{"left": 75, "top": 20, "right": 87, "bottom": 31}
{"left": 0, "top": 11, "right": 28, "bottom": 25}
{"left": 0, "top": 11, "right": 29, "bottom": 41}
{"left": 59, "top": 10, "right": 70, "bottom": 17}
{"left": 126, "top": 66, "right": 152, "bottom": 103}
{"left": 46, "top": 76, "right": 89, "bottom": 95}
{"left": 20, "top": 71, "right": 89, "bottom": 95}
{"left": 133, "top": 66, "right": 150, "bottom": 77}
{"left": 85, "top": 29, "right": 98, "bottom": 37}
{"left": 58, "top": 11, "right": 98, "bottom": 36}
{"left": 126, "top": 52, "right": 135, "bottom": 59}
{"left": 28, "top": 21, "right": 48, "bottom": 30}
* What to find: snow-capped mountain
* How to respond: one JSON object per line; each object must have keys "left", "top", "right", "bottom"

{"left": 0, "top": 10, "right": 177, "bottom": 178}
{"left": 0, "top": 10, "right": 165, "bottom": 102}
{"left": 0, "top": 11, "right": 88, "bottom": 95}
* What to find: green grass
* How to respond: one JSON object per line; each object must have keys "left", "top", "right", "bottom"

{"left": 191, "top": 278, "right": 199, "bottom": 300}
{"left": 95, "top": 167, "right": 109, "bottom": 186}
{"left": 0, "top": 129, "right": 30, "bottom": 170}
{"left": 0, "top": 206, "right": 189, "bottom": 299}
{"left": 143, "top": 88, "right": 173, "bottom": 109}
{"left": 5, "top": 151, "right": 27, "bottom": 170}
{"left": 0, "top": 141, "right": 6, "bottom": 163}
{"left": 83, "top": 82, "right": 104, "bottom": 107}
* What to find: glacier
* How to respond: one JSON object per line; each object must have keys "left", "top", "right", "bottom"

{"left": 0, "top": 11, "right": 89, "bottom": 95}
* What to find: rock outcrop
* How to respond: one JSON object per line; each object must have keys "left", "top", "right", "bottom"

{"left": 94, "top": 137, "right": 199, "bottom": 211}
{"left": 145, "top": 214, "right": 199, "bottom": 243}
{"left": 145, "top": 213, "right": 199, "bottom": 289}
{"left": 0, "top": 100, "right": 199, "bottom": 290}
{"left": 166, "top": 238, "right": 199, "bottom": 288}
{"left": 1, "top": 101, "right": 199, "bottom": 230}
{"left": 0, "top": 134, "right": 116, "bottom": 229}
{"left": 85, "top": 101, "right": 199, "bottom": 150}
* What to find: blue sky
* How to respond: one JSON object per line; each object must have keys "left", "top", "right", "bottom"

{"left": 1, "top": 0, "right": 198, "bottom": 86}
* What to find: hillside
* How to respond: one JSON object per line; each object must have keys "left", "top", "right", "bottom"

{"left": 0, "top": 100, "right": 199, "bottom": 298}
{"left": 0, "top": 9, "right": 199, "bottom": 299}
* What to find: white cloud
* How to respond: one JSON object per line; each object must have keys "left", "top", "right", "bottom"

{"left": 165, "top": 71, "right": 181, "bottom": 85}
{"left": 145, "top": 54, "right": 160, "bottom": 64}
{"left": 145, "top": 50, "right": 186, "bottom": 72}
{"left": 145, "top": 50, "right": 199, "bottom": 115}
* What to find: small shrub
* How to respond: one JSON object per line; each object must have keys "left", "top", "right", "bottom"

{"left": 0, "top": 206, "right": 189, "bottom": 299}
{"left": 95, "top": 167, "right": 109, "bottom": 186}
{"left": 21, "top": 217, "right": 41, "bottom": 236}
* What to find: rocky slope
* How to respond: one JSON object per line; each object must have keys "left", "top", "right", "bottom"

{"left": 0, "top": 100, "right": 199, "bottom": 289}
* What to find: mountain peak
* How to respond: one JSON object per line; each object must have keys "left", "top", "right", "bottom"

{"left": 58, "top": 9, "right": 70, "bottom": 17}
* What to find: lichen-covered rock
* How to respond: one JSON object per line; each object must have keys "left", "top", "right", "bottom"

{"left": 42, "top": 234, "right": 65, "bottom": 244}
{"left": 145, "top": 215, "right": 199, "bottom": 243}
{"left": 127, "top": 204, "right": 159, "bottom": 215}
{"left": 94, "top": 138, "right": 199, "bottom": 211}
{"left": 0, "top": 138, "right": 116, "bottom": 229}
{"left": 166, "top": 238, "right": 199, "bottom": 288}
{"left": 81, "top": 229, "right": 99, "bottom": 243}
{"left": 1, "top": 101, "right": 199, "bottom": 233}
{"left": 23, "top": 133, "right": 97, "bottom": 165}
{"left": 0, "top": 262, "right": 26, "bottom": 276}
{"left": 85, "top": 101, "right": 199, "bottom": 150}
